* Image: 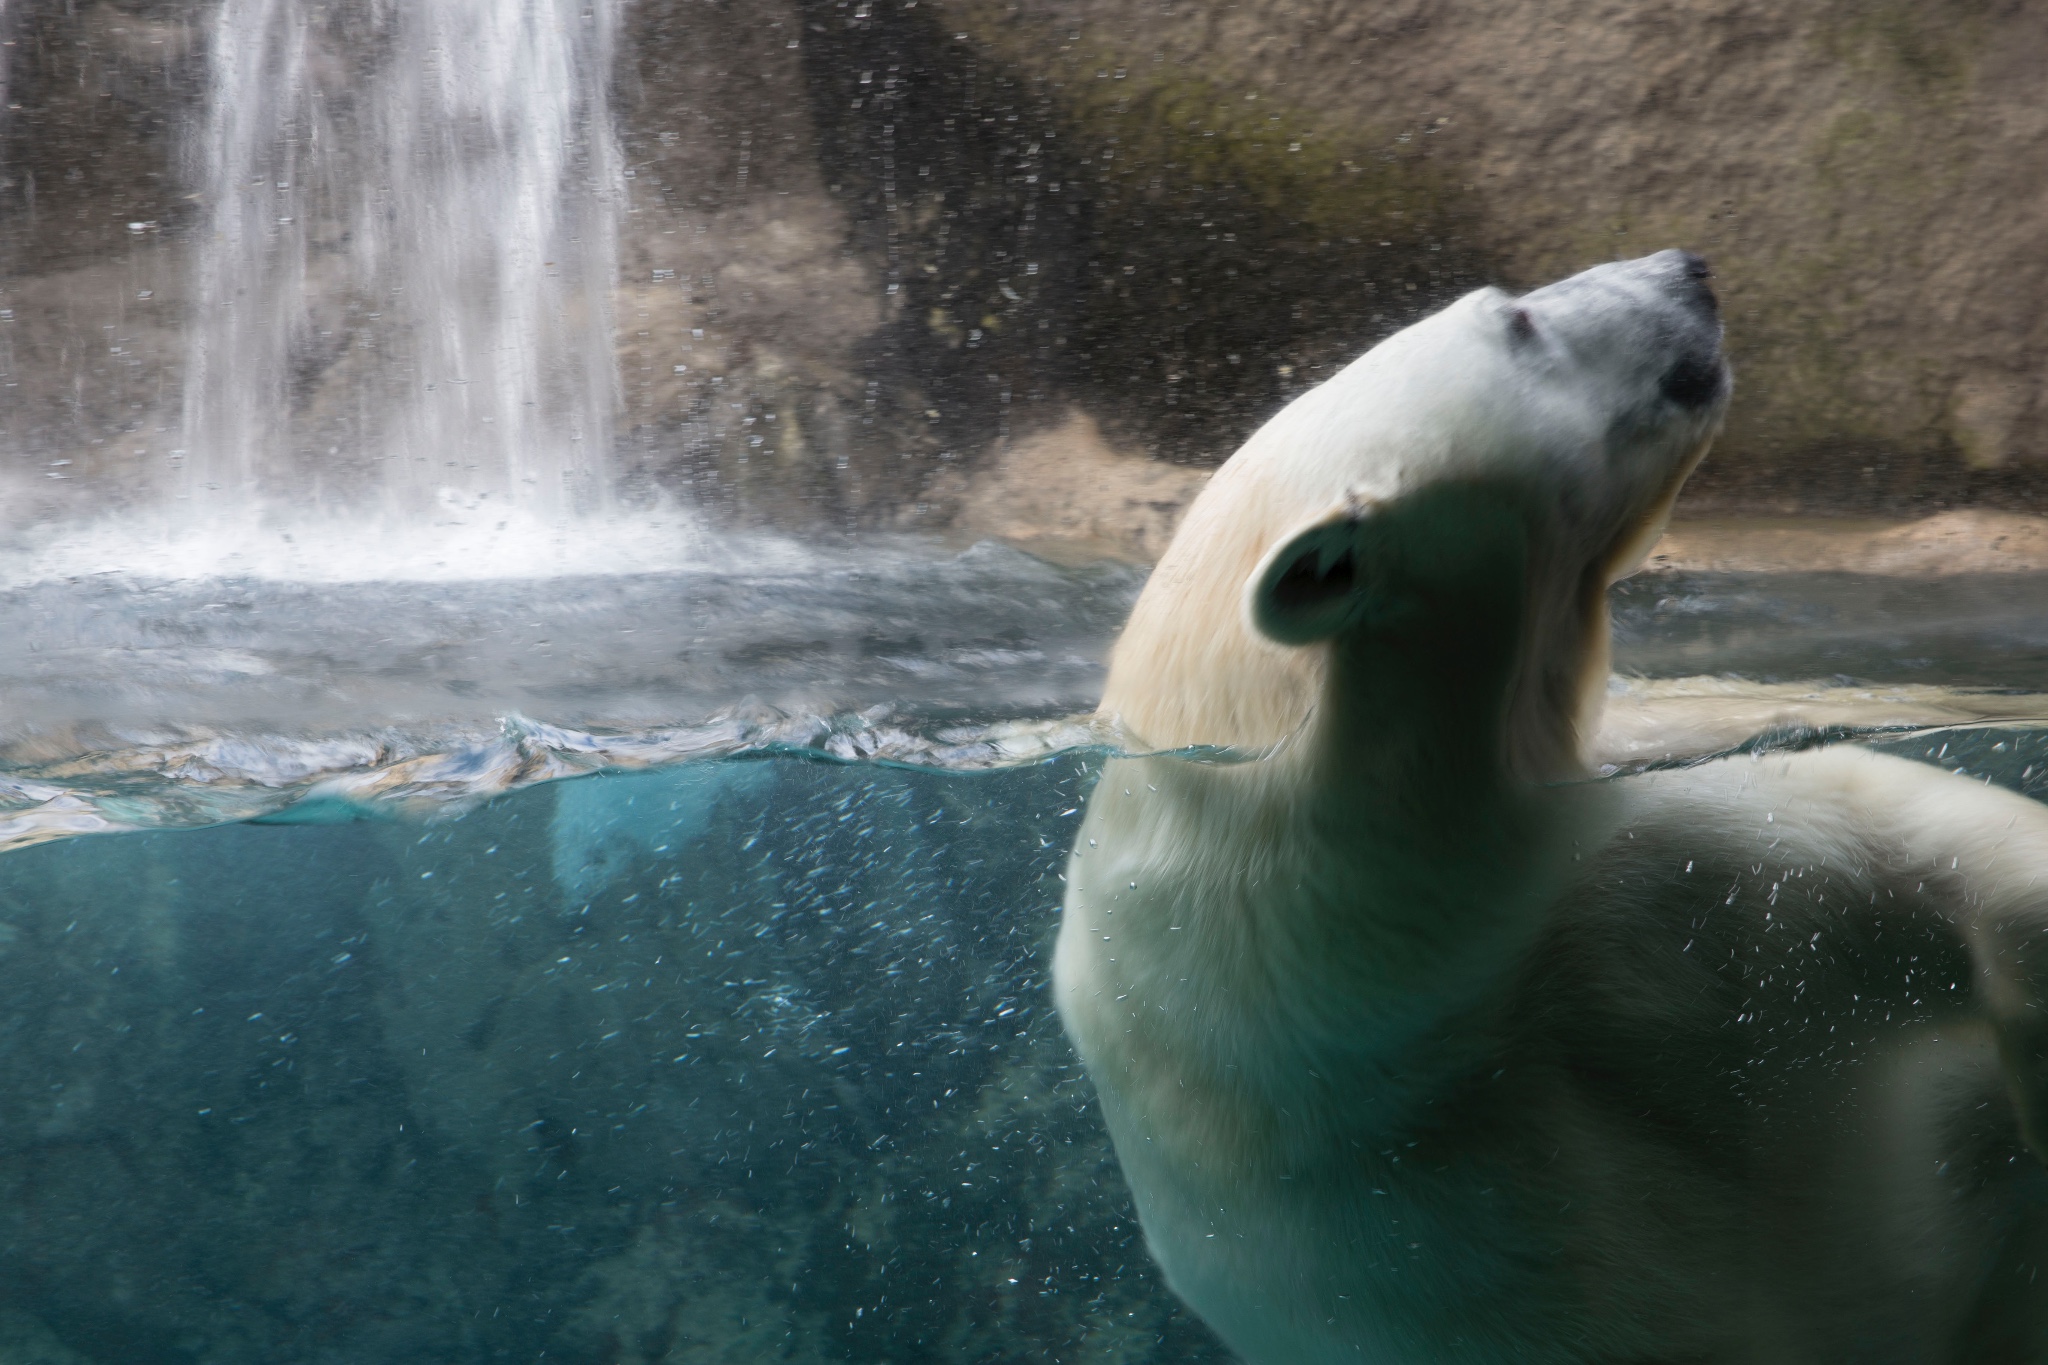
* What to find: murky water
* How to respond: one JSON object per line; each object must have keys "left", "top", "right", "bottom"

{"left": 0, "top": 549, "right": 2045, "bottom": 1363}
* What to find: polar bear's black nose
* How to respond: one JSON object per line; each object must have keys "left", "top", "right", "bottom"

{"left": 1660, "top": 250, "right": 1719, "bottom": 318}
{"left": 1653, "top": 252, "right": 1726, "bottom": 408}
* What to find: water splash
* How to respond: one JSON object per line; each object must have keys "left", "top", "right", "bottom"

{"left": 180, "top": 0, "right": 625, "bottom": 524}
{"left": 0, "top": 497, "right": 709, "bottom": 585}
{"left": 2, "top": 686, "right": 2047, "bottom": 858}
{"left": 0, "top": 708, "right": 1129, "bottom": 849}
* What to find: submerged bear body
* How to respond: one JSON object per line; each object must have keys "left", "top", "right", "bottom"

{"left": 1056, "top": 252, "right": 2048, "bottom": 1363}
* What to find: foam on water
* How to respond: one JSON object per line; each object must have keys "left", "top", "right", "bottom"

{"left": 0, "top": 531, "right": 1151, "bottom": 847}
{"left": 0, "top": 500, "right": 726, "bottom": 586}
{"left": 0, "top": 536, "right": 1141, "bottom": 736}
{"left": 0, "top": 678, "right": 2043, "bottom": 858}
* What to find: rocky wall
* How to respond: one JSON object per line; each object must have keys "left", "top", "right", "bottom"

{"left": 944, "top": 0, "right": 2048, "bottom": 516}
{"left": 0, "top": 2, "right": 200, "bottom": 527}
{"left": 2, "top": 0, "right": 2046, "bottom": 535}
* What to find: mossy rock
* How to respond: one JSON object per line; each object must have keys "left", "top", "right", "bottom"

{"left": 797, "top": 0, "right": 1492, "bottom": 470}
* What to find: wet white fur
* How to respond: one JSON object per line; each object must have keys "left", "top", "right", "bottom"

{"left": 1057, "top": 256, "right": 2048, "bottom": 1363}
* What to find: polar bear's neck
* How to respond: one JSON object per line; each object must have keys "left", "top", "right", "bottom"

{"left": 1100, "top": 471, "right": 1611, "bottom": 787}
{"left": 1312, "top": 515, "right": 1611, "bottom": 792}
{"left": 1080, "top": 630, "right": 1606, "bottom": 1076}
{"left": 1074, "top": 541, "right": 1615, "bottom": 1093}
{"left": 1066, "top": 744, "right": 1600, "bottom": 1142}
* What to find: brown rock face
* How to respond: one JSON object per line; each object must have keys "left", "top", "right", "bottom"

{"left": 0, "top": 3, "right": 202, "bottom": 525}
{"left": 1648, "top": 509, "right": 2048, "bottom": 575}
{"left": 616, "top": 0, "right": 888, "bottom": 523}
{"left": 943, "top": 0, "right": 2048, "bottom": 515}
{"left": 2, "top": 0, "right": 2045, "bottom": 532}
{"left": 944, "top": 408, "right": 1208, "bottom": 561}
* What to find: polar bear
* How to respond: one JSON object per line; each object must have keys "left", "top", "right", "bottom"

{"left": 1056, "top": 250, "right": 2048, "bottom": 1364}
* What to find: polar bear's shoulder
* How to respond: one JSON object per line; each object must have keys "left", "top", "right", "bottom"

{"left": 1619, "top": 743, "right": 2048, "bottom": 872}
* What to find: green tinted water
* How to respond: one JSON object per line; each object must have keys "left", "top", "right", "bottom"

{"left": 0, "top": 754, "right": 1231, "bottom": 1364}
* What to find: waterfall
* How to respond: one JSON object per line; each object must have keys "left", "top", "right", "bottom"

{"left": 181, "top": 0, "right": 624, "bottom": 527}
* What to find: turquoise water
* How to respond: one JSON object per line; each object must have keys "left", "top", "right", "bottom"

{"left": 3, "top": 557, "right": 2048, "bottom": 1361}
{"left": 10, "top": 731, "right": 2048, "bottom": 1364}
{"left": 0, "top": 751, "right": 1231, "bottom": 1364}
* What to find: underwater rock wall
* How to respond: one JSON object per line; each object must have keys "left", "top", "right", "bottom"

{"left": 1, "top": 0, "right": 2046, "bottom": 529}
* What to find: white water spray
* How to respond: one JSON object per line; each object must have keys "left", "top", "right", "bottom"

{"left": 180, "top": 0, "right": 625, "bottom": 527}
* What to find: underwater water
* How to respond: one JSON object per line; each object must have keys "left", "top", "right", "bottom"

{"left": 1, "top": 551, "right": 2048, "bottom": 1363}
{"left": 0, "top": 751, "right": 1233, "bottom": 1365}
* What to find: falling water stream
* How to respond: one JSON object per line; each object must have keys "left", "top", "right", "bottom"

{"left": 181, "top": 0, "right": 624, "bottom": 525}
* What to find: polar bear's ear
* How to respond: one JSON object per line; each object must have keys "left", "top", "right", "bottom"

{"left": 1245, "top": 511, "right": 1373, "bottom": 646}
{"left": 1247, "top": 487, "right": 1527, "bottom": 646}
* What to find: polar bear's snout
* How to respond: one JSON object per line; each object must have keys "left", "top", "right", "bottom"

{"left": 1517, "top": 247, "right": 1730, "bottom": 422}
{"left": 1672, "top": 249, "right": 1717, "bottom": 300}
{"left": 1659, "top": 248, "right": 1718, "bottom": 312}
{"left": 1642, "top": 251, "right": 1726, "bottom": 410}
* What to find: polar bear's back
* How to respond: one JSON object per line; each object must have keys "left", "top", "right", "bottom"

{"left": 1504, "top": 744, "right": 2048, "bottom": 1356}
{"left": 1552, "top": 743, "right": 2048, "bottom": 1148}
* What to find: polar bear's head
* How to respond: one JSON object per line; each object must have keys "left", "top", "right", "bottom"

{"left": 1102, "top": 250, "right": 1728, "bottom": 780}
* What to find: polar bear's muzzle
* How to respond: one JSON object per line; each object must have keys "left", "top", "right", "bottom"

{"left": 1651, "top": 252, "right": 1727, "bottom": 410}
{"left": 1660, "top": 350, "right": 1727, "bottom": 411}
{"left": 1518, "top": 247, "right": 1730, "bottom": 421}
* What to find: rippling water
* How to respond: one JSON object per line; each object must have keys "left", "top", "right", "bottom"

{"left": 1, "top": 548, "right": 2046, "bottom": 849}
{"left": 0, "top": 535, "right": 1144, "bottom": 845}
{"left": 0, "top": 544, "right": 2046, "bottom": 1362}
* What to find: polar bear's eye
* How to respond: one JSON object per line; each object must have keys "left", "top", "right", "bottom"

{"left": 1504, "top": 306, "right": 1538, "bottom": 344}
